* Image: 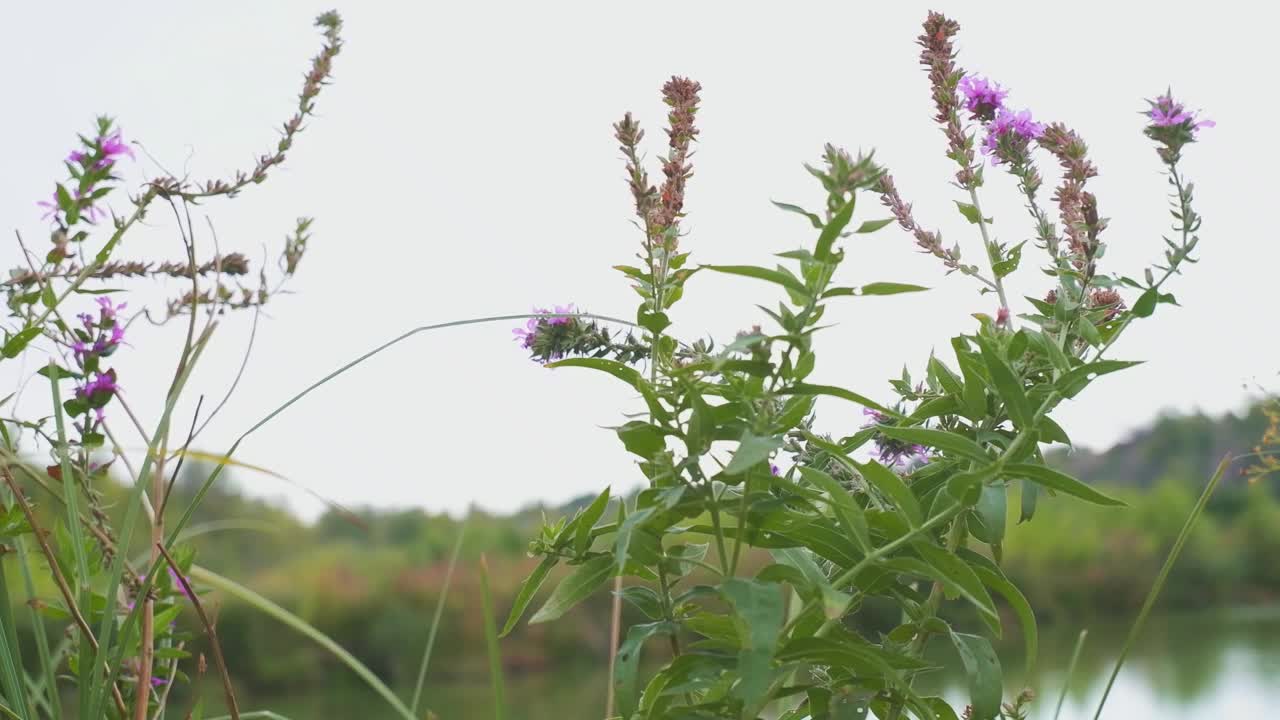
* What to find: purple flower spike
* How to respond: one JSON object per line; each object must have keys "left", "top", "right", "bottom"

{"left": 512, "top": 316, "right": 539, "bottom": 349}
{"left": 546, "top": 304, "right": 576, "bottom": 326}
{"left": 36, "top": 194, "right": 59, "bottom": 221}
{"left": 96, "top": 296, "right": 126, "bottom": 320}
{"left": 1147, "top": 93, "right": 1214, "bottom": 135}
{"left": 982, "top": 108, "right": 1045, "bottom": 164}
{"left": 959, "top": 75, "right": 1007, "bottom": 120}
{"left": 98, "top": 130, "right": 135, "bottom": 167}
{"left": 770, "top": 464, "right": 780, "bottom": 476}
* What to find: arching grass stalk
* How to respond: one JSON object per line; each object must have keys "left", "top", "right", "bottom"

{"left": 1054, "top": 629, "right": 1088, "bottom": 720}
{"left": 189, "top": 566, "right": 417, "bottom": 720}
{"left": 1092, "top": 455, "right": 1230, "bottom": 719}
{"left": 410, "top": 518, "right": 468, "bottom": 714}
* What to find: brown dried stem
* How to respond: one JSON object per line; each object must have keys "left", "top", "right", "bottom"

{"left": 156, "top": 543, "right": 240, "bottom": 720}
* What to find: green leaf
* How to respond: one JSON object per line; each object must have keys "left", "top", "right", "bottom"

{"left": 770, "top": 548, "right": 851, "bottom": 620}
{"left": 617, "top": 586, "right": 664, "bottom": 620}
{"left": 1132, "top": 287, "right": 1158, "bottom": 318}
{"left": 1007, "top": 463, "right": 1125, "bottom": 506}
{"left": 970, "top": 483, "right": 1006, "bottom": 545}
{"left": 954, "top": 201, "right": 990, "bottom": 225}
{"left": 1019, "top": 479, "right": 1039, "bottom": 523}
{"left": 857, "top": 460, "right": 923, "bottom": 529}
{"left": 724, "top": 431, "right": 783, "bottom": 476}
{"left": 574, "top": 487, "right": 611, "bottom": 556}
{"left": 616, "top": 421, "right": 666, "bottom": 458}
{"left": 950, "top": 633, "right": 1002, "bottom": 720}
{"left": 797, "top": 467, "right": 870, "bottom": 552}
{"left": 771, "top": 200, "right": 823, "bottom": 229}
{"left": 529, "top": 554, "right": 615, "bottom": 624}
{"left": 686, "top": 394, "right": 713, "bottom": 454}
{"left": 547, "top": 357, "right": 669, "bottom": 421}
{"left": 777, "top": 637, "right": 927, "bottom": 675}
{"left": 854, "top": 218, "right": 895, "bottom": 233}
{"left": 501, "top": 555, "right": 557, "bottom": 636}
{"left": 2, "top": 327, "right": 41, "bottom": 359}
{"left": 704, "top": 265, "right": 809, "bottom": 296}
{"left": 823, "top": 282, "right": 929, "bottom": 298}
{"left": 814, "top": 199, "right": 856, "bottom": 260}
{"left": 976, "top": 337, "right": 1032, "bottom": 429}
{"left": 1038, "top": 416, "right": 1071, "bottom": 445}
{"left": 967, "top": 559, "right": 1037, "bottom": 676}
{"left": 913, "top": 543, "right": 998, "bottom": 627}
{"left": 40, "top": 284, "right": 57, "bottom": 309}
{"left": 1055, "top": 360, "right": 1142, "bottom": 399}
{"left": 785, "top": 384, "right": 905, "bottom": 419}
{"left": 614, "top": 621, "right": 675, "bottom": 717}
{"left": 991, "top": 241, "right": 1025, "bottom": 279}
{"left": 928, "top": 356, "right": 964, "bottom": 397}
{"left": 637, "top": 308, "right": 670, "bottom": 334}
{"left": 36, "top": 364, "right": 81, "bottom": 380}
{"left": 875, "top": 425, "right": 989, "bottom": 463}
{"left": 721, "top": 578, "right": 786, "bottom": 713}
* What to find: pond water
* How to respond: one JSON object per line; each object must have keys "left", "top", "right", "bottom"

{"left": 248, "top": 606, "right": 1280, "bottom": 719}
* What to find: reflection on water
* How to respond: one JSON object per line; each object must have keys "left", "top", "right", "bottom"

{"left": 252, "top": 607, "right": 1280, "bottom": 719}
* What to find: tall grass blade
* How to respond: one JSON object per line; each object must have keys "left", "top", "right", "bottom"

{"left": 1091, "top": 455, "right": 1229, "bottom": 719}
{"left": 46, "top": 367, "right": 91, "bottom": 720}
{"left": 479, "top": 555, "right": 507, "bottom": 720}
{"left": 189, "top": 565, "right": 417, "bottom": 720}
{"left": 410, "top": 517, "right": 467, "bottom": 714}
{"left": 0, "top": 550, "right": 30, "bottom": 718}
{"left": 88, "top": 331, "right": 212, "bottom": 720}
{"left": 15, "top": 537, "right": 61, "bottom": 719}
{"left": 1053, "top": 629, "right": 1087, "bottom": 720}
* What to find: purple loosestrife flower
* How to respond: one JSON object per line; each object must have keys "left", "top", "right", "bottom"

{"left": 1148, "top": 93, "right": 1214, "bottom": 132}
{"left": 982, "top": 108, "right": 1045, "bottom": 165}
{"left": 862, "top": 408, "right": 930, "bottom": 469}
{"left": 1144, "top": 91, "right": 1213, "bottom": 165}
{"left": 76, "top": 371, "right": 118, "bottom": 400}
{"left": 545, "top": 304, "right": 576, "bottom": 326}
{"left": 96, "top": 296, "right": 126, "bottom": 321}
{"left": 99, "top": 130, "right": 135, "bottom": 165}
{"left": 512, "top": 317, "right": 539, "bottom": 350}
{"left": 959, "top": 75, "right": 1007, "bottom": 121}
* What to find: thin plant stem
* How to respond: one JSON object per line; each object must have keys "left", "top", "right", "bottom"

{"left": 156, "top": 544, "right": 239, "bottom": 720}
{"left": 410, "top": 519, "right": 467, "bottom": 714}
{"left": 1092, "top": 455, "right": 1229, "bottom": 719}
{"left": 1055, "top": 629, "right": 1088, "bottom": 720}
{"left": 968, "top": 184, "right": 1012, "bottom": 323}
{"left": 479, "top": 556, "right": 507, "bottom": 720}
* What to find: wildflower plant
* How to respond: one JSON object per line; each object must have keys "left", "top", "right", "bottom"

{"left": 504, "top": 11, "right": 1212, "bottom": 720}
{"left": 0, "top": 11, "right": 422, "bottom": 720}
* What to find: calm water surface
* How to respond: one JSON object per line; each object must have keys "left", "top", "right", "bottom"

{"left": 248, "top": 606, "right": 1280, "bottom": 719}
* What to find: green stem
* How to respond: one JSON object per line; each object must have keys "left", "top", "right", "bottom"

{"left": 967, "top": 185, "right": 1011, "bottom": 322}
{"left": 1054, "top": 629, "right": 1088, "bottom": 720}
{"left": 1092, "top": 456, "right": 1229, "bottom": 720}
{"left": 728, "top": 475, "right": 751, "bottom": 577}
{"left": 706, "top": 486, "right": 732, "bottom": 574}
{"left": 409, "top": 519, "right": 467, "bottom": 714}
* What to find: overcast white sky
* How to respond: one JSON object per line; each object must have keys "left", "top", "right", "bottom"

{"left": 1, "top": 1, "right": 1275, "bottom": 519}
